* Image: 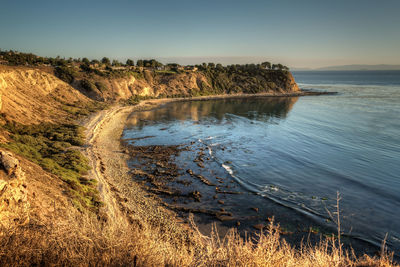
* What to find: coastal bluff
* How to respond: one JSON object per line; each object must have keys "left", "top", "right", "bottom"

{"left": 0, "top": 64, "right": 299, "bottom": 124}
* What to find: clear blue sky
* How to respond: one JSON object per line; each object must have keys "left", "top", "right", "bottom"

{"left": 1, "top": 0, "right": 399, "bottom": 68}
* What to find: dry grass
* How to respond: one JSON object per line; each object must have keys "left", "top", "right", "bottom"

{"left": 0, "top": 211, "right": 396, "bottom": 267}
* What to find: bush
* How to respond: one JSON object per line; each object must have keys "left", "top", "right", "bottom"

{"left": 54, "top": 66, "right": 77, "bottom": 84}
{"left": 80, "top": 79, "right": 97, "bottom": 92}
{"left": 125, "top": 95, "right": 153, "bottom": 105}
{"left": 95, "top": 81, "right": 108, "bottom": 92}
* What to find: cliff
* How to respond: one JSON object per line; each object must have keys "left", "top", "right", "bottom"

{"left": 0, "top": 66, "right": 95, "bottom": 124}
{"left": 52, "top": 65, "right": 300, "bottom": 102}
{"left": 0, "top": 65, "right": 299, "bottom": 124}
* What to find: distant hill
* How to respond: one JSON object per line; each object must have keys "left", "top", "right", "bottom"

{"left": 316, "top": 64, "right": 400, "bottom": 71}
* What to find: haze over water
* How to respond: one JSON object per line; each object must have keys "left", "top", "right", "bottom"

{"left": 124, "top": 71, "right": 400, "bottom": 253}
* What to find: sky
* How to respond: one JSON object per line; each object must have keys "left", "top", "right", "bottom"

{"left": 0, "top": 0, "right": 399, "bottom": 68}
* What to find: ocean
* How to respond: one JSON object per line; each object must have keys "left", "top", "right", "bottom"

{"left": 123, "top": 71, "right": 400, "bottom": 254}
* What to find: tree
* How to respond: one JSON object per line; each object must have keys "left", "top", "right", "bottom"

{"left": 136, "top": 59, "right": 144, "bottom": 67}
{"left": 101, "top": 57, "right": 111, "bottom": 65}
{"left": 276, "top": 64, "right": 284, "bottom": 70}
{"left": 216, "top": 63, "right": 224, "bottom": 71}
{"left": 112, "top": 59, "right": 121, "bottom": 67}
{"left": 80, "top": 63, "right": 92, "bottom": 72}
{"left": 126, "top": 59, "right": 134, "bottom": 66}
{"left": 261, "top": 61, "right": 271, "bottom": 70}
{"left": 82, "top": 58, "right": 90, "bottom": 65}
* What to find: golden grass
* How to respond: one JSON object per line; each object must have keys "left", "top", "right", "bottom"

{"left": 0, "top": 211, "right": 396, "bottom": 267}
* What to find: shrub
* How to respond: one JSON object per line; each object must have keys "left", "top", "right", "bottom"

{"left": 80, "top": 79, "right": 97, "bottom": 92}
{"left": 95, "top": 81, "right": 108, "bottom": 92}
{"left": 125, "top": 95, "right": 153, "bottom": 105}
{"left": 54, "top": 66, "right": 77, "bottom": 84}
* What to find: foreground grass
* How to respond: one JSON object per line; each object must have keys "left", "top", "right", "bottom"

{"left": 0, "top": 212, "right": 395, "bottom": 266}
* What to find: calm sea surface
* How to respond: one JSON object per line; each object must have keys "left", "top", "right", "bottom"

{"left": 123, "top": 71, "right": 400, "bottom": 253}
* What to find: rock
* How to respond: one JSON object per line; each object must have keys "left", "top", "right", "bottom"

{"left": 0, "top": 150, "right": 29, "bottom": 226}
{"left": 0, "top": 151, "right": 19, "bottom": 176}
{"left": 189, "top": 190, "right": 202, "bottom": 202}
{"left": 216, "top": 215, "right": 234, "bottom": 221}
{"left": 218, "top": 200, "right": 225, "bottom": 205}
{"left": 251, "top": 207, "right": 259, "bottom": 213}
{"left": 215, "top": 210, "right": 233, "bottom": 221}
{"left": 197, "top": 162, "right": 205, "bottom": 168}
{"left": 236, "top": 221, "right": 241, "bottom": 226}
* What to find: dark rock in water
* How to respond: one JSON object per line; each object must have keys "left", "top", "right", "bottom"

{"left": 216, "top": 190, "right": 242, "bottom": 195}
{"left": 216, "top": 215, "right": 234, "bottom": 221}
{"left": 218, "top": 200, "right": 225, "bottom": 205}
{"left": 186, "top": 169, "right": 194, "bottom": 175}
{"left": 251, "top": 207, "right": 259, "bottom": 213}
{"left": 189, "top": 190, "right": 202, "bottom": 202}
{"left": 176, "top": 179, "right": 192, "bottom": 186}
{"left": 215, "top": 210, "right": 234, "bottom": 221}
{"left": 197, "top": 162, "right": 205, "bottom": 168}
{"left": 213, "top": 195, "right": 218, "bottom": 199}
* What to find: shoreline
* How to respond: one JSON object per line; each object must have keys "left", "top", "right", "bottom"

{"left": 80, "top": 91, "right": 329, "bottom": 235}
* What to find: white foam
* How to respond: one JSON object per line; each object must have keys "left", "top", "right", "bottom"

{"left": 222, "top": 164, "right": 234, "bottom": 176}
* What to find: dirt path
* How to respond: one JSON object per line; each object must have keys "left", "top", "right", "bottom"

{"left": 83, "top": 105, "right": 134, "bottom": 222}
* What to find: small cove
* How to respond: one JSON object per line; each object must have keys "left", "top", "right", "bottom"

{"left": 122, "top": 71, "right": 400, "bottom": 256}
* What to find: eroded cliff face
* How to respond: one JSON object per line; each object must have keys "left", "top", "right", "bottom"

{"left": 0, "top": 65, "right": 300, "bottom": 124}
{"left": 0, "top": 66, "right": 92, "bottom": 124}
{"left": 74, "top": 71, "right": 213, "bottom": 101}
{"left": 71, "top": 69, "right": 299, "bottom": 102}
